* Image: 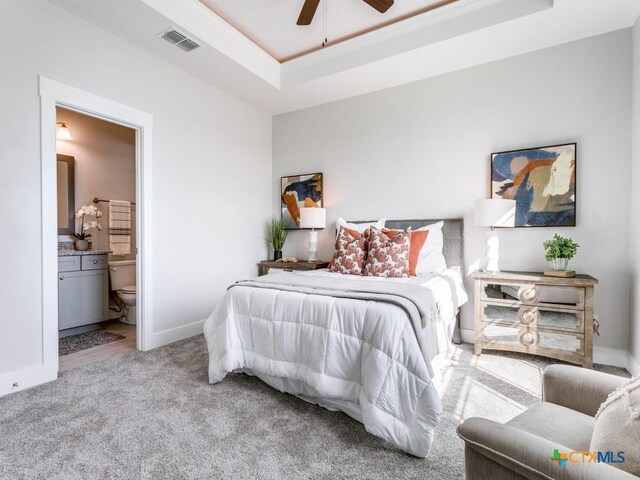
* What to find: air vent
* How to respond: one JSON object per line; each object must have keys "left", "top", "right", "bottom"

{"left": 161, "top": 28, "right": 199, "bottom": 52}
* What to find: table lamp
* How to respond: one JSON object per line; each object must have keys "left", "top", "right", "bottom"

{"left": 299, "top": 207, "right": 326, "bottom": 262}
{"left": 474, "top": 199, "right": 516, "bottom": 273}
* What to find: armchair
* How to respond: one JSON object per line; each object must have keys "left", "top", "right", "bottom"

{"left": 457, "top": 365, "right": 637, "bottom": 479}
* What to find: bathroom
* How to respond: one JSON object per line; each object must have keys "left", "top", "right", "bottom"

{"left": 56, "top": 107, "right": 138, "bottom": 370}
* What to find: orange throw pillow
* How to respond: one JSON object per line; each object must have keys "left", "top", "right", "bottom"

{"left": 329, "top": 226, "right": 367, "bottom": 275}
{"left": 382, "top": 228, "right": 430, "bottom": 276}
{"left": 363, "top": 227, "right": 410, "bottom": 278}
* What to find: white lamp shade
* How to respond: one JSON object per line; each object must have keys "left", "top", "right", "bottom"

{"left": 299, "top": 207, "right": 326, "bottom": 229}
{"left": 474, "top": 199, "right": 516, "bottom": 227}
{"left": 57, "top": 123, "right": 72, "bottom": 140}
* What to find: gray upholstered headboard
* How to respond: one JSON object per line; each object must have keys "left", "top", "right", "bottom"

{"left": 349, "top": 219, "right": 464, "bottom": 270}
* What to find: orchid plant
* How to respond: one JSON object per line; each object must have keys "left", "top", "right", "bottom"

{"left": 74, "top": 204, "right": 103, "bottom": 240}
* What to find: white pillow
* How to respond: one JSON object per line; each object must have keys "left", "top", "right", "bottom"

{"left": 414, "top": 221, "right": 448, "bottom": 273}
{"left": 335, "top": 217, "right": 386, "bottom": 237}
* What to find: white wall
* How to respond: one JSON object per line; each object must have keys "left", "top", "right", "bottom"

{"left": 56, "top": 108, "right": 137, "bottom": 261}
{"left": 630, "top": 17, "right": 640, "bottom": 373}
{"left": 0, "top": 0, "right": 271, "bottom": 378}
{"left": 273, "top": 30, "right": 633, "bottom": 355}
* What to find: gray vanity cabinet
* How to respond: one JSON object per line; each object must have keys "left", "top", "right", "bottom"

{"left": 58, "top": 255, "right": 109, "bottom": 331}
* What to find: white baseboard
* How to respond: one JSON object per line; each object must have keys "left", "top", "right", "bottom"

{"left": 627, "top": 353, "right": 640, "bottom": 377}
{"left": 145, "top": 319, "right": 205, "bottom": 350}
{"left": 460, "top": 327, "right": 475, "bottom": 344}
{"left": 459, "top": 328, "right": 636, "bottom": 372}
{"left": 0, "top": 363, "right": 57, "bottom": 398}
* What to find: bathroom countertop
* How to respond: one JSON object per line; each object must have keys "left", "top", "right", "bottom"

{"left": 58, "top": 249, "right": 111, "bottom": 257}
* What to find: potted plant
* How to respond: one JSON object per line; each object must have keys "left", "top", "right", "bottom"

{"left": 74, "top": 204, "right": 103, "bottom": 251}
{"left": 543, "top": 234, "right": 579, "bottom": 271}
{"left": 266, "top": 218, "right": 288, "bottom": 261}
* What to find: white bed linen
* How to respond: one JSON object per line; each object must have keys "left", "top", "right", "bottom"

{"left": 297, "top": 268, "right": 467, "bottom": 360}
{"left": 203, "top": 268, "right": 467, "bottom": 457}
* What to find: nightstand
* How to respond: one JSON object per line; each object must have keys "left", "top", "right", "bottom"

{"left": 258, "top": 260, "right": 329, "bottom": 276}
{"left": 473, "top": 270, "right": 598, "bottom": 368}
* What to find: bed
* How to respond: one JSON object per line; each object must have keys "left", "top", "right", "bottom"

{"left": 203, "top": 219, "right": 467, "bottom": 457}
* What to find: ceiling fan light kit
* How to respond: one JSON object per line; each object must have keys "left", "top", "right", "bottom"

{"left": 296, "top": 0, "right": 394, "bottom": 26}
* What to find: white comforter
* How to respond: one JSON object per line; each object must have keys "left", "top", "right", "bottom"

{"left": 203, "top": 269, "right": 467, "bottom": 457}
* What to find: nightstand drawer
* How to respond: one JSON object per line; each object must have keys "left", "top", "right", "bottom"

{"left": 481, "top": 324, "right": 583, "bottom": 354}
{"left": 481, "top": 282, "right": 584, "bottom": 309}
{"left": 482, "top": 303, "right": 584, "bottom": 332}
{"left": 265, "top": 266, "right": 295, "bottom": 274}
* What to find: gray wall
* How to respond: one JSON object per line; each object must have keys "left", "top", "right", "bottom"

{"left": 273, "top": 30, "right": 633, "bottom": 353}
{"left": 0, "top": 0, "right": 271, "bottom": 377}
{"left": 630, "top": 18, "right": 640, "bottom": 368}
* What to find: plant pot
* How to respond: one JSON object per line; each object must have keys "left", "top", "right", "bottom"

{"left": 75, "top": 239, "right": 89, "bottom": 251}
{"left": 273, "top": 250, "right": 283, "bottom": 261}
{"left": 550, "top": 258, "right": 569, "bottom": 271}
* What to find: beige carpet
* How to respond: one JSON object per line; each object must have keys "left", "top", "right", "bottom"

{"left": 0, "top": 336, "right": 630, "bottom": 479}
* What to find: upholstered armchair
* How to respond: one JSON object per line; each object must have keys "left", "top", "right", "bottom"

{"left": 457, "top": 365, "right": 638, "bottom": 480}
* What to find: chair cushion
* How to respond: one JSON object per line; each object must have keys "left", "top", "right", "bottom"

{"left": 591, "top": 377, "right": 640, "bottom": 476}
{"left": 506, "top": 402, "right": 594, "bottom": 451}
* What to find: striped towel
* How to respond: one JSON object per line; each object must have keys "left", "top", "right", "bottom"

{"left": 109, "top": 200, "right": 131, "bottom": 256}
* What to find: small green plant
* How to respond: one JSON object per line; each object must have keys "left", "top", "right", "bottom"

{"left": 543, "top": 234, "right": 579, "bottom": 261}
{"left": 266, "top": 218, "right": 288, "bottom": 252}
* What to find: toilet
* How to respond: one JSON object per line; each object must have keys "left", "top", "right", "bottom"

{"left": 108, "top": 260, "right": 136, "bottom": 325}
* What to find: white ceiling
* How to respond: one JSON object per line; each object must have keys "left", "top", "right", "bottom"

{"left": 198, "top": 0, "right": 454, "bottom": 62}
{"left": 50, "top": 0, "right": 640, "bottom": 115}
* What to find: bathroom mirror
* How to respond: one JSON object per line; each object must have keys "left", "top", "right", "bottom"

{"left": 57, "top": 154, "right": 75, "bottom": 235}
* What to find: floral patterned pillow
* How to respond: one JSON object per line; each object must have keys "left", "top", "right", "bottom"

{"left": 363, "top": 226, "right": 410, "bottom": 278}
{"left": 328, "top": 226, "right": 367, "bottom": 275}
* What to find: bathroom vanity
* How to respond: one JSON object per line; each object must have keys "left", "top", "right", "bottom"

{"left": 58, "top": 251, "right": 110, "bottom": 335}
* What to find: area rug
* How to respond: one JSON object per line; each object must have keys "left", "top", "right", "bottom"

{"left": 1, "top": 336, "right": 630, "bottom": 480}
{"left": 58, "top": 330, "right": 125, "bottom": 356}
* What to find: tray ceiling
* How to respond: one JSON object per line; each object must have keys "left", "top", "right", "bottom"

{"left": 199, "top": 0, "right": 454, "bottom": 62}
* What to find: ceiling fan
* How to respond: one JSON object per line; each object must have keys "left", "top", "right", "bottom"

{"left": 296, "top": 0, "right": 394, "bottom": 26}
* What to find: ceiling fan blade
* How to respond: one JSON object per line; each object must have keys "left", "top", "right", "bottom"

{"left": 297, "top": 0, "right": 321, "bottom": 25}
{"left": 362, "top": 0, "right": 394, "bottom": 14}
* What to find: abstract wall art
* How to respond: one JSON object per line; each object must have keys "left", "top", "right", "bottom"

{"left": 281, "top": 173, "right": 323, "bottom": 229}
{"left": 491, "top": 143, "right": 576, "bottom": 227}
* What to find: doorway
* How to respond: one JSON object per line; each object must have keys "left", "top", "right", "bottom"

{"left": 56, "top": 108, "right": 138, "bottom": 371}
{"left": 40, "top": 76, "right": 154, "bottom": 381}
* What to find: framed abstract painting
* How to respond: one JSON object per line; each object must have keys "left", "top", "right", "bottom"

{"left": 281, "top": 173, "right": 323, "bottom": 229}
{"left": 491, "top": 143, "right": 576, "bottom": 227}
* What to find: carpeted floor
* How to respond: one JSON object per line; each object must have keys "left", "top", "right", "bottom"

{"left": 0, "top": 336, "right": 630, "bottom": 480}
{"left": 59, "top": 330, "right": 126, "bottom": 356}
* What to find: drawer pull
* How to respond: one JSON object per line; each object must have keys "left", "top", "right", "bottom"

{"left": 93, "top": 260, "right": 98, "bottom": 264}
{"left": 519, "top": 308, "right": 538, "bottom": 325}
{"left": 518, "top": 286, "right": 538, "bottom": 303}
{"left": 519, "top": 329, "right": 538, "bottom": 347}
{"left": 59, "top": 276, "right": 64, "bottom": 281}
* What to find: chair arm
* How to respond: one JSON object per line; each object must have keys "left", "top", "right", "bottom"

{"left": 542, "top": 365, "right": 627, "bottom": 417}
{"left": 457, "top": 417, "right": 637, "bottom": 480}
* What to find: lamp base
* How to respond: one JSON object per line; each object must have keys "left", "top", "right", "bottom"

{"left": 307, "top": 230, "right": 319, "bottom": 263}
{"left": 484, "top": 230, "right": 501, "bottom": 274}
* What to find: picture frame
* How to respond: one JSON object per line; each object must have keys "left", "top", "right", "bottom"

{"left": 491, "top": 143, "right": 576, "bottom": 227}
{"left": 281, "top": 173, "right": 323, "bottom": 230}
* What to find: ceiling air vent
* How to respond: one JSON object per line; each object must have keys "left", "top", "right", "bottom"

{"left": 161, "top": 28, "right": 200, "bottom": 52}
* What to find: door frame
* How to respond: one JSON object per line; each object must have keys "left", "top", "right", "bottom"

{"left": 40, "top": 76, "right": 154, "bottom": 378}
